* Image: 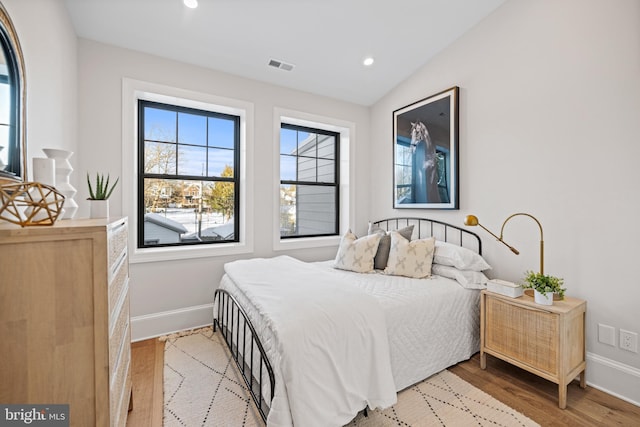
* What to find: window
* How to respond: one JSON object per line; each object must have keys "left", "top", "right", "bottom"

{"left": 138, "top": 100, "right": 240, "bottom": 248}
{"left": 395, "top": 140, "right": 413, "bottom": 203}
{"left": 279, "top": 123, "right": 339, "bottom": 238}
{"left": 395, "top": 135, "right": 451, "bottom": 204}
{"left": 0, "top": 7, "right": 25, "bottom": 180}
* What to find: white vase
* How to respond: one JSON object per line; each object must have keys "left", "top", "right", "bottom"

{"left": 43, "top": 148, "right": 78, "bottom": 219}
{"left": 0, "top": 146, "right": 5, "bottom": 171}
{"left": 89, "top": 199, "right": 109, "bottom": 219}
{"left": 534, "top": 289, "right": 553, "bottom": 306}
{"left": 32, "top": 157, "right": 56, "bottom": 186}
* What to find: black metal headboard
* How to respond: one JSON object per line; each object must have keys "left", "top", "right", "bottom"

{"left": 372, "top": 217, "right": 482, "bottom": 255}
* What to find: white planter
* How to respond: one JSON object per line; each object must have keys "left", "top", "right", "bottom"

{"left": 534, "top": 289, "right": 553, "bottom": 306}
{"left": 89, "top": 199, "right": 109, "bottom": 219}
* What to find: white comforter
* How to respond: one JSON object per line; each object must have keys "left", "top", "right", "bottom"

{"left": 223, "top": 256, "right": 397, "bottom": 427}
{"left": 312, "top": 261, "right": 481, "bottom": 390}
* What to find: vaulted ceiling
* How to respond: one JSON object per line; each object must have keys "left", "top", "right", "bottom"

{"left": 64, "top": 0, "right": 505, "bottom": 106}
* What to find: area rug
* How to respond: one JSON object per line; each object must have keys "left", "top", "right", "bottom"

{"left": 163, "top": 326, "right": 539, "bottom": 426}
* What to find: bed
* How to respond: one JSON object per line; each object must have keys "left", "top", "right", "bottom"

{"left": 213, "top": 217, "right": 488, "bottom": 426}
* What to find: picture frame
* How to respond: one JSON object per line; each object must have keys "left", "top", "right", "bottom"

{"left": 393, "top": 86, "right": 459, "bottom": 209}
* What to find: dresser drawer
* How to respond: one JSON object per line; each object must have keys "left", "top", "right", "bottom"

{"left": 109, "top": 288, "right": 130, "bottom": 376}
{"left": 108, "top": 219, "right": 128, "bottom": 270}
{"left": 113, "top": 371, "right": 132, "bottom": 427}
{"left": 109, "top": 259, "right": 128, "bottom": 317}
{"left": 110, "top": 330, "right": 131, "bottom": 425}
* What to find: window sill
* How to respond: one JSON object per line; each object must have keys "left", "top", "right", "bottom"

{"left": 273, "top": 235, "right": 340, "bottom": 252}
{"left": 130, "top": 241, "right": 253, "bottom": 264}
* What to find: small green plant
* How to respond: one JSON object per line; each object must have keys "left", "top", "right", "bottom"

{"left": 521, "top": 270, "right": 566, "bottom": 298}
{"left": 87, "top": 172, "right": 119, "bottom": 200}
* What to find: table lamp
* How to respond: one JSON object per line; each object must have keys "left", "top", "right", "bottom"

{"left": 464, "top": 213, "right": 544, "bottom": 275}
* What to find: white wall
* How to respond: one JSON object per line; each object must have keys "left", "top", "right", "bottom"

{"left": 75, "top": 39, "right": 371, "bottom": 340}
{"left": 6, "top": 0, "right": 639, "bottom": 406}
{"left": 2, "top": 0, "right": 77, "bottom": 180}
{"left": 370, "top": 0, "right": 640, "bottom": 405}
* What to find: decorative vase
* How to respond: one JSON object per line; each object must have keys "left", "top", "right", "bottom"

{"left": 0, "top": 146, "right": 5, "bottom": 171}
{"left": 32, "top": 157, "right": 56, "bottom": 186}
{"left": 534, "top": 289, "right": 553, "bottom": 306}
{"left": 89, "top": 199, "right": 109, "bottom": 219}
{"left": 43, "top": 148, "right": 78, "bottom": 219}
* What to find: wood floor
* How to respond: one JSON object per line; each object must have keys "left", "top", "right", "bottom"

{"left": 127, "top": 339, "right": 165, "bottom": 427}
{"left": 126, "top": 337, "right": 640, "bottom": 426}
{"left": 449, "top": 355, "right": 640, "bottom": 427}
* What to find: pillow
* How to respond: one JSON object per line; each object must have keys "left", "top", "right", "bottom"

{"left": 334, "top": 230, "right": 382, "bottom": 273}
{"left": 433, "top": 240, "right": 491, "bottom": 271}
{"left": 384, "top": 231, "right": 435, "bottom": 279}
{"left": 431, "top": 264, "right": 489, "bottom": 289}
{"left": 368, "top": 223, "right": 414, "bottom": 270}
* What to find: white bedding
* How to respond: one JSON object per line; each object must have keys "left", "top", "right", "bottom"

{"left": 222, "top": 256, "right": 397, "bottom": 427}
{"left": 312, "top": 260, "right": 481, "bottom": 390}
{"left": 218, "top": 256, "right": 480, "bottom": 426}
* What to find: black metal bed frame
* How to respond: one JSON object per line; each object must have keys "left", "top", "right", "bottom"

{"left": 213, "top": 289, "right": 275, "bottom": 422}
{"left": 212, "top": 217, "right": 482, "bottom": 424}
{"left": 372, "top": 217, "right": 482, "bottom": 255}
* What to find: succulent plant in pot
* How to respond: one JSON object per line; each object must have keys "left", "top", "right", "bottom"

{"left": 87, "top": 172, "right": 118, "bottom": 200}
{"left": 521, "top": 270, "right": 566, "bottom": 305}
{"left": 87, "top": 173, "right": 119, "bottom": 218}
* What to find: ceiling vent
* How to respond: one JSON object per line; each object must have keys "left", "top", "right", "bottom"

{"left": 268, "top": 58, "right": 295, "bottom": 71}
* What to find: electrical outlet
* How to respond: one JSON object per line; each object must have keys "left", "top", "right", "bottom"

{"left": 620, "top": 329, "right": 638, "bottom": 353}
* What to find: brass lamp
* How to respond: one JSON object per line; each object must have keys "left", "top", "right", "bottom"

{"left": 464, "top": 213, "right": 544, "bottom": 275}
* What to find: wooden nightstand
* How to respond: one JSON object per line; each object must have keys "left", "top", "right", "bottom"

{"left": 480, "top": 290, "right": 586, "bottom": 409}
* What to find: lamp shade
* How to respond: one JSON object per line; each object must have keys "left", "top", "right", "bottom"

{"left": 464, "top": 215, "right": 479, "bottom": 226}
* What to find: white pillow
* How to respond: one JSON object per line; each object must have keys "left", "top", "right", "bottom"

{"left": 433, "top": 240, "right": 491, "bottom": 271}
{"left": 334, "top": 230, "right": 381, "bottom": 273}
{"left": 431, "top": 264, "right": 489, "bottom": 289}
{"left": 384, "top": 231, "right": 435, "bottom": 279}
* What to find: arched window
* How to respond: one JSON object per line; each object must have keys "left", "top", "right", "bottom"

{"left": 0, "top": 3, "right": 26, "bottom": 182}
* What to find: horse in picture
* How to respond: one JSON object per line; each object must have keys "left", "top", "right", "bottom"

{"left": 410, "top": 121, "right": 441, "bottom": 203}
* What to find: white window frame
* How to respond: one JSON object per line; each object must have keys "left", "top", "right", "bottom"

{"left": 273, "top": 107, "right": 354, "bottom": 251}
{"left": 122, "top": 78, "right": 254, "bottom": 263}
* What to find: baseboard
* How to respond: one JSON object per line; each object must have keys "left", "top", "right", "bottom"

{"left": 586, "top": 352, "right": 640, "bottom": 407}
{"left": 131, "top": 303, "right": 214, "bottom": 342}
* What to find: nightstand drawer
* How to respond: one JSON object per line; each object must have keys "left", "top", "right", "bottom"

{"left": 485, "top": 296, "right": 558, "bottom": 375}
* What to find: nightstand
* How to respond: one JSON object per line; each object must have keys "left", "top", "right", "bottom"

{"left": 480, "top": 290, "right": 586, "bottom": 409}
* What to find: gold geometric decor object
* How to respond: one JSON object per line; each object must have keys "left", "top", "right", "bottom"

{"left": 0, "top": 181, "right": 65, "bottom": 226}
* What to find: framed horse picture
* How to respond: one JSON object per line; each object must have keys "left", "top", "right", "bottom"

{"left": 393, "top": 86, "right": 459, "bottom": 209}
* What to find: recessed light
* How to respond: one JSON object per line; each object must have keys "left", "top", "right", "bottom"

{"left": 184, "top": 0, "right": 198, "bottom": 9}
{"left": 363, "top": 57, "right": 374, "bottom": 66}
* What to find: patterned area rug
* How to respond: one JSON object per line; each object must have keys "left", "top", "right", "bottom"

{"left": 163, "top": 326, "right": 539, "bottom": 426}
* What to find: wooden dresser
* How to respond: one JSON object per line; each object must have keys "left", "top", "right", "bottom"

{"left": 0, "top": 217, "right": 132, "bottom": 426}
{"left": 480, "top": 290, "right": 586, "bottom": 409}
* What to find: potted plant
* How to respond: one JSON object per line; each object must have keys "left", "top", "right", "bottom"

{"left": 87, "top": 172, "right": 118, "bottom": 218}
{"left": 521, "top": 270, "right": 566, "bottom": 305}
